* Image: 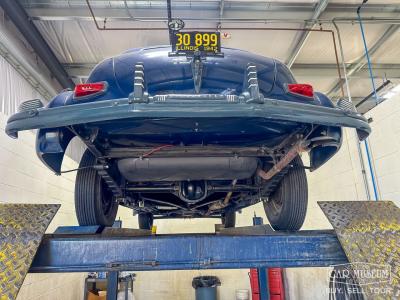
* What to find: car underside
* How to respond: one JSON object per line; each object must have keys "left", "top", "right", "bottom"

{"left": 70, "top": 114, "right": 341, "bottom": 230}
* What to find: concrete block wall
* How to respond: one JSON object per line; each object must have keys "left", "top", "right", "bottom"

{"left": 0, "top": 111, "right": 134, "bottom": 300}
{"left": 364, "top": 93, "right": 400, "bottom": 206}
{"left": 0, "top": 112, "right": 86, "bottom": 300}
{"left": 283, "top": 93, "right": 400, "bottom": 300}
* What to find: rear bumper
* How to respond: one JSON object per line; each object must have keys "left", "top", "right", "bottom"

{"left": 6, "top": 97, "right": 371, "bottom": 140}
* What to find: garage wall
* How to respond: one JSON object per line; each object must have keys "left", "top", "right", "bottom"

{"left": 0, "top": 111, "right": 132, "bottom": 300}
{"left": 363, "top": 94, "right": 400, "bottom": 205}
{"left": 284, "top": 91, "right": 400, "bottom": 300}
{"left": 0, "top": 112, "right": 87, "bottom": 300}
{"left": 0, "top": 54, "right": 132, "bottom": 300}
{"left": 0, "top": 52, "right": 86, "bottom": 299}
{"left": 305, "top": 92, "right": 400, "bottom": 221}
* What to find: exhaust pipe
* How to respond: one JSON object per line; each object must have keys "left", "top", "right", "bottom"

{"left": 257, "top": 140, "right": 309, "bottom": 181}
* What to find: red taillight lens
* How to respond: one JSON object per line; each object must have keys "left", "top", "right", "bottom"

{"left": 287, "top": 83, "right": 314, "bottom": 98}
{"left": 74, "top": 82, "right": 107, "bottom": 98}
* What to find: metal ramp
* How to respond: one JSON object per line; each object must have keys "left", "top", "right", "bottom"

{"left": 320, "top": 201, "right": 400, "bottom": 299}
{"left": 0, "top": 204, "right": 59, "bottom": 300}
{"left": 0, "top": 201, "right": 399, "bottom": 300}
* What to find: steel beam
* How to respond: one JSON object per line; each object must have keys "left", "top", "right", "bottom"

{"left": 22, "top": 2, "right": 400, "bottom": 14}
{"left": 0, "top": 0, "right": 74, "bottom": 89}
{"left": 0, "top": 19, "right": 58, "bottom": 99}
{"left": 30, "top": 230, "right": 347, "bottom": 272}
{"left": 286, "top": 0, "right": 329, "bottom": 68}
{"left": 293, "top": 63, "right": 400, "bottom": 79}
{"left": 328, "top": 25, "right": 400, "bottom": 97}
{"left": 23, "top": 2, "right": 400, "bottom": 22}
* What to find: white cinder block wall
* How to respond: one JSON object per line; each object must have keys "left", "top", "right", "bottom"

{"left": 284, "top": 92, "right": 400, "bottom": 300}
{"left": 0, "top": 112, "right": 133, "bottom": 300}
{"left": 0, "top": 113, "right": 86, "bottom": 300}
{"left": 0, "top": 54, "right": 133, "bottom": 300}
{"left": 0, "top": 53, "right": 87, "bottom": 300}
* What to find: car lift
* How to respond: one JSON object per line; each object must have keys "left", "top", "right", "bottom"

{"left": 0, "top": 201, "right": 399, "bottom": 300}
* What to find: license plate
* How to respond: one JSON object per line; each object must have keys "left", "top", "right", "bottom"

{"left": 172, "top": 31, "right": 221, "bottom": 55}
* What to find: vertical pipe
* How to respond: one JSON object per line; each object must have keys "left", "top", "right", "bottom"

{"left": 364, "top": 139, "right": 379, "bottom": 201}
{"left": 106, "top": 271, "right": 119, "bottom": 300}
{"left": 357, "top": 2, "right": 380, "bottom": 201}
{"left": 258, "top": 268, "right": 270, "bottom": 300}
{"left": 332, "top": 20, "right": 352, "bottom": 101}
{"left": 167, "top": 0, "right": 174, "bottom": 44}
{"left": 332, "top": 19, "right": 371, "bottom": 201}
{"left": 357, "top": 5, "right": 379, "bottom": 104}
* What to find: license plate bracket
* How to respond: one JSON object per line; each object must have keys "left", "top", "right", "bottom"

{"left": 171, "top": 31, "right": 222, "bottom": 56}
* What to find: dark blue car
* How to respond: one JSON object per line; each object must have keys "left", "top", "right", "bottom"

{"left": 6, "top": 46, "right": 370, "bottom": 230}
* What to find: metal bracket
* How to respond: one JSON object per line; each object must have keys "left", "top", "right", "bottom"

{"left": 129, "top": 63, "right": 149, "bottom": 103}
{"left": 128, "top": 62, "right": 266, "bottom": 104}
{"left": 191, "top": 51, "right": 204, "bottom": 94}
{"left": 242, "top": 64, "right": 264, "bottom": 104}
{"left": 168, "top": 18, "right": 185, "bottom": 31}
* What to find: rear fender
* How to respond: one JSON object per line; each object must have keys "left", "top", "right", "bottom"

{"left": 35, "top": 128, "right": 75, "bottom": 174}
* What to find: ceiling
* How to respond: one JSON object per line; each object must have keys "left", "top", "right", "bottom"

{"left": 16, "top": 0, "right": 400, "bottom": 110}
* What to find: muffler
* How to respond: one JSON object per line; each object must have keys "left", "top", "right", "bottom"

{"left": 118, "top": 157, "right": 258, "bottom": 182}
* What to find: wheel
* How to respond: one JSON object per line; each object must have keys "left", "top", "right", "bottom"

{"left": 138, "top": 212, "right": 154, "bottom": 230}
{"left": 221, "top": 208, "right": 236, "bottom": 228}
{"left": 263, "top": 155, "right": 308, "bottom": 231}
{"left": 75, "top": 149, "right": 118, "bottom": 226}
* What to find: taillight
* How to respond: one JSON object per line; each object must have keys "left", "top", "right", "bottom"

{"left": 74, "top": 82, "right": 107, "bottom": 99}
{"left": 287, "top": 83, "right": 314, "bottom": 98}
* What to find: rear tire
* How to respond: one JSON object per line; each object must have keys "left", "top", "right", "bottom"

{"left": 138, "top": 213, "right": 154, "bottom": 230}
{"left": 75, "top": 149, "right": 118, "bottom": 226}
{"left": 263, "top": 155, "right": 308, "bottom": 231}
{"left": 221, "top": 208, "right": 236, "bottom": 228}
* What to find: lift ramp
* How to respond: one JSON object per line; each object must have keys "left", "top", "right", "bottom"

{"left": 0, "top": 201, "right": 399, "bottom": 300}
{"left": 319, "top": 201, "right": 400, "bottom": 299}
{"left": 30, "top": 230, "right": 347, "bottom": 272}
{"left": 0, "top": 204, "right": 59, "bottom": 300}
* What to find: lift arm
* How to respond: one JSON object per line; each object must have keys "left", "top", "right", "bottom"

{"left": 29, "top": 230, "right": 347, "bottom": 272}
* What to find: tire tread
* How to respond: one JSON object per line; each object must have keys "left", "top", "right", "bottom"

{"left": 75, "top": 149, "right": 118, "bottom": 226}
{"left": 264, "top": 156, "right": 308, "bottom": 231}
